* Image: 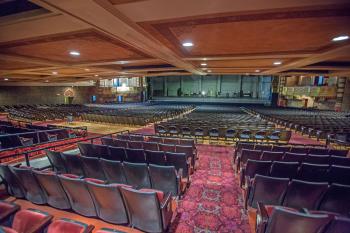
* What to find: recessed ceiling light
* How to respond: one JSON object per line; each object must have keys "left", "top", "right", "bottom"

{"left": 84, "top": 68, "right": 90, "bottom": 71}
{"left": 94, "top": 74, "right": 99, "bottom": 77}
{"left": 52, "top": 71, "right": 58, "bottom": 75}
{"left": 207, "top": 70, "right": 212, "bottom": 73}
{"left": 182, "top": 42, "right": 193, "bottom": 47}
{"left": 332, "top": 35, "right": 349, "bottom": 42}
{"left": 4, "top": 78, "right": 8, "bottom": 81}
{"left": 201, "top": 63, "right": 207, "bottom": 66}
{"left": 69, "top": 51, "right": 80, "bottom": 56}
{"left": 255, "top": 69, "right": 260, "bottom": 72}
{"left": 45, "top": 80, "right": 49, "bottom": 82}
{"left": 203, "top": 58, "right": 207, "bottom": 60}
{"left": 273, "top": 61, "right": 282, "bottom": 65}
{"left": 202, "top": 67, "right": 207, "bottom": 70}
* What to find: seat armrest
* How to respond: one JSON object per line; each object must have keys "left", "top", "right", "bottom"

{"left": 160, "top": 192, "right": 172, "bottom": 210}
{"left": 244, "top": 178, "right": 252, "bottom": 210}
{"left": 239, "top": 167, "right": 245, "bottom": 188}
{"left": 176, "top": 168, "right": 183, "bottom": 180}
{"left": 235, "top": 156, "right": 241, "bottom": 173}
{"left": 256, "top": 202, "right": 269, "bottom": 233}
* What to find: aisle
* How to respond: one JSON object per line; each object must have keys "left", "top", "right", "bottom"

{"left": 171, "top": 144, "right": 250, "bottom": 233}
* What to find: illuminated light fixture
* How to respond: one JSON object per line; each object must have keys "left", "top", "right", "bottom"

{"left": 69, "top": 51, "right": 80, "bottom": 56}
{"left": 202, "top": 58, "right": 207, "bottom": 60}
{"left": 94, "top": 74, "right": 99, "bottom": 77}
{"left": 117, "top": 82, "right": 130, "bottom": 92}
{"left": 273, "top": 61, "right": 282, "bottom": 65}
{"left": 201, "top": 63, "right": 207, "bottom": 66}
{"left": 332, "top": 35, "right": 349, "bottom": 42}
{"left": 182, "top": 42, "right": 193, "bottom": 47}
{"left": 201, "top": 67, "right": 207, "bottom": 70}
{"left": 45, "top": 80, "right": 49, "bottom": 82}
{"left": 255, "top": 69, "right": 260, "bottom": 72}
{"left": 4, "top": 78, "right": 8, "bottom": 81}
{"left": 201, "top": 91, "right": 206, "bottom": 95}
{"left": 52, "top": 71, "right": 58, "bottom": 75}
{"left": 84, "top": 68, "right": 90, "bottom": 71}
{"left": 207, "top": 70, "right": 212, "bottom": 72}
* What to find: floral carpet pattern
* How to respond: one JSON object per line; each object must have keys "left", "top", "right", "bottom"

{"left": 171, "top": 144, "right": 250, "bottom": 233}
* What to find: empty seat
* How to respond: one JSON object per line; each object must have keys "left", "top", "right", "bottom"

{"left": 86, "top": 181, "right": 129, "bottom": 224}
{"left": 0, "top": 164, "right": 24, "bottom": 198}
{"left": 0, "top": 201, "right": 19, "bottom": 224}
{"left": 130, "top": 134, "right": 144, "bottom": 142}
{"left": 100, "top": 159, "right": 126, "bottom": 184}
{"left": 145, "top": 150, "right": 166, "bottom": 165}
{"left": 290, "top": 147, "right": 309, "bottom": 154}
{"left": 114, "top": 139, "right": 128, "bottom": 148}
{"left": 272, "top": 145, "right": 290, "bottom": 153}
{"left": 143, "top": 141, "right": 159, "bottom": 151}
{"left": 327, "top": 165, "right": 350, "bottom": 185}
{"left": 179, "top": 139, "right": 195, "bottom": 148}
{"left": 308, "top": 148, "right": 329, "bottom": 155}
{"left": 61, "top": 153, "right": 84, "bottom": 176}
{"left": 93, "top": 144, "right": 110, "bottom": 159}
{"left": 47, "top": 218, "right": 94, "bottom": 233}
{"left": 45, "top": 150, "right": 67, "bottom": 173}
{"left": 108, "top": 146, "right": 127, "bottom": 161}
{"left": 33, "top": 170, "right": 70, "bottom": 209}
{"left": 77, "top": 143, "right": 94, "bottom": 157}
{"left": 163, "top": 138, "right": 179, "bottom": 145}
{"left": 241, "top": 160, "right": 271, "bottom": 187}
{"left": 125, "top": 148, "right": 146, "bottom": 163}
{"left": 254, "top": 144, "right": 273, "bottom": 152}
{"left": 318, "top": 184, "right": 350, "bottom": 216}
{"left": 80, "top": 156, "right": 106, "bottom": 180}
{"left": 10, "top": 166, "right": 46, "bottom": 204}
{"left": 270, "top": 161, "right": 299, "bottom": 179}
{"left": 101, "top": 137, "right": 114, "bottom": 146}
{"left": 58, "top": 174, "right": 97, "bottom": 217}
{"left": 149, "top": 164, "right": 181, "bottom": 197}
{"left": 304, "top": 155, "right": 330, "bottom": 164}
{"left": 238, "top": 149, "right": 262, "bottom": 171}
{"left": 159, "top": 143, "right": 176, "bottom": 153}
{"left": 298, "top": 163, "right": 329, "bottom": 182}
{"left": 330, "top": 156, "right": 350, "bottom": 167}
{"left": 328, "top": 149, "right": 348, "bottom": 157}
{"left": 283, "top": 152, "right": 306, "bottom": 164}
{"left": 148, "top": 136, "right": 163, "bottom": 144}
{"left": 324, "top": 216, "right": 350, "bottom": 233}
{"left": 120, "top": 187, "right": 173, "bottom": 233}
{"left": 261, "top": 151, "right": 284, "bottom": 161}
{"left": 123, "top": 162, "right": 151, "bottom": 189}
{"left": 283, "top": 180, "right": 329, "bottom": 210}
{"left": 165, "top": 152, "right": 190, "bottom": 179}
{"left": 176, "top": 145, "right": 195, "bottom": 167}
{"left": 128, "top": 141, "right": 143, "bottom": 149}
{"left": 239, "top": 130, "right": 252, "bottom": 140}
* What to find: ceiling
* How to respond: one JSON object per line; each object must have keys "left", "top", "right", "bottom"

{"left": 0, "top": 0, "right": 349, "bottom": 83}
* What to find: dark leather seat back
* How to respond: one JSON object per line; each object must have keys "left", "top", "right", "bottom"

{"left": 159, "top": 143, "right": 176, "bottom": 152}
{"left": 165, "top": 152, "right": 189, "bottom": 178}
{"left": 148, "top": 136, "right": 164, "bottom": 144}
{"left": 58, "top": 174, "right": 97, "bottom": 217}
{"left": 283, "top": 152, "right": 306, "bottom": 163}
{"left": 45, "top": 150, "right": 67, "bottom": 173}
{"left": 149, "top": 164, "right": 179, "bottom": 197}
{"left": 255, "top": 144, "right": 272, "bottom": 151}
{"left": 10, "top": 166, "right": 46, "bottom": 204}
{"left": 261, "top": 151, "right": 284, "bottom": 161}
{"left": 327, "top": 165, "right": 350, "bottom": 185}
{"left": 86, "top": 181, "right": 129, "bottom": 224}
{"left": 328, "top": 149, "right": 348, "bottom": 157}
{"left": 290, "top": 147, "right": 309, "bottom": 154}
{"left": 93, "top": 144, "right": 109, "bottom": 159}
{"left": 128, "top": 141, "right": 143, "bottom": 149}
{"left": 61, "top": 153, "right": 84, "bottom": 176}
{"left": 33, "top": 170, "right": 70, "bottom": 209}
{"left": 270, "top": 161, "right": 299, "bottom": 179}
{"left": 77, "top": 143, "right": 94, "bottom": 157}
{"left": 80, "top": 156, "right": 105, "bottom": 180}
{"left": 101, "top": 137, "right": 114, "bottom": 146}
{"left": 272, "top": 145, "right": 291, "bottom": 153}
{"left": 330, "top": 156, "right": 350, "bottom": 167}
{"left": 304, "top": 155, "right": 330, "bottom": 165}
{"left": 245, "top": 160, "right": 272, "bottom": 179}
{"left": 100, "top": 159, "right": 126, "bottom": 184}
{"left": 176, "top": 145, "right": 194, "bottom": 166}
{"left": 240, "top": 149, "right": 261, "bottom": 164}
{"left": 283, "top": 180, "right": 329, "bottom": 210}
{"left": 123, "top": 162, "right": 151, "bottom": 189}
{"left": 0, "top": 164, "right": 25, "bottom": 198}
{"left": 145, "top": 150, "right": 166, "bottom": 165}
{"left": 297, "top": 163, "right": 329, "bottom": 182}
{"left": 308, "top": 148, "right": 329, "bottom": 155}
{"left": 108, "top": 146, "right": 127, "bottom": 161}
{"left": 143, "top": 142, "right": 159, "bottom": 151}
{"left": 248, "top": 175, "right": 289, "bottom": 208}
{"left": 114, "top": 139, "right": 128, "bottom": 148}
{"left": 318, "top": 184, "right": 350, "bottom": 216}
{"left": 125, "top": 148, "right": 146, "bottom": 163}
{"left": 164, "top": 138, "right": 179, "bottom": 145}
{"left": 324, "top": 216, "right": 350, "bottom": 233}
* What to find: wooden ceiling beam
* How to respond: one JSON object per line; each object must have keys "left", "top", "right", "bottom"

{"left": 183, "top": 53, "right": 313, "bottom": 61}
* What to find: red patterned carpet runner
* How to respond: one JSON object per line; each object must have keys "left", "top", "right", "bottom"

{"left": 171, "top": 144, "right": 250, "bottom": 233}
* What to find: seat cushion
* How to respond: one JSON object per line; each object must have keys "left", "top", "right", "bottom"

{"left": 140, "top": 188, "right": 164, "bottom": 201}
{"left": 12, "top": 209, "right": 51, "bottom": 233}
{"left": 0, "top": 201, "right": 19, "bottom": 221}
{"left": 47, "top": 219, "right": 90, "bottom": 233}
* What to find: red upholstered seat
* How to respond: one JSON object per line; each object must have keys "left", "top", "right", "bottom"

{"left": 0, "top": 226, "right": 18, "bottom": 233}
{"left": 95, "top": 228, "right": 125, "bottom": 233}
{"left": 47, "top": 219, "right": 94, "bottom": 233}
{"left": 61, "top": 174, "right": 80, "bottom": 179}
{"left": 12, "top": 209, "right": 52, "bottom": 233}
{"left": 140, "top": 188, "right": 164, "bottom": 201}
{"left": 0, "top": 201, "right": 20, "bottom": 222}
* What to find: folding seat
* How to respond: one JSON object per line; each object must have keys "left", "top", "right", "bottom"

{"left": 145, "top": 150, "right": 166, "bottom": 165}
{"left": 143, "top": 141, "right": 159, "bottom": 151}
{"left": 156, "top": 125, "right": 167, "bottom": 136}
{"left": 77, "top": 143, "right": 94, "bottom": 157}
{"left": 255, "top": 144, "right": 273, "bottom": 152}
{"left": 45, "top": 150, "right": 67, "bottom": 173}
{"left": 0, "top": 165, "right": 25, "bottom": 198}
{"left": 99, "top": 159, "right": 126, "bottom": 184}
{"left": 1, "top": 209, "right": 53, "bottom": 233}
{"left": 148, "top": 136, "right": 164, "bottom": 144}
{"left": 125, "top": 148, "right": 146, "bottom": 163}
{"left": 80, "top": 156, "right": 105, "bottom": 180}
{"left": 257, "top": 206, "right": 331, "bottom": 233}
{"left": 247, "top": 175, "right": 289, "bottom": 209}
{"left": 114, "top": 139, "right": 128, "bottom": 148}
{"left": 240, "top": 160, "right": 272, "bottom": 187}
{"left": 270, "top": 161, "right": 299, "bottom": 179}
{"left": 308, "top": 147, "right": 330, "bottom": 155}
{"left": 324, "top": 216, "right": 350, "bottom": 233}
{"left": 123, "top": 162, "right": 151, "bottom": 189}
{"left": 283, "top": 152, "right": 306, "bottom": 164}
{"left": 159, "top": 143, "right": 176, "bottom": 152}
{"left": 297, "top": 163, "right": 330, "bottom": 182}
{"left": 61, "top": 153, "right": 85, "bottom": 176}
{"left": 260, "top": 151, "right": 284, "bottom": 161}
{"left": 329, "top": 156, "right": 350, "bottom": 167}
{"left": 237, "top": 149, "right": 262, "bottom": 172}
{"left": 116, "top": 134, "right": 130, "bottom": 141}
{"left": 254, "top": 130, "right": 267, "bottom": 141}
{"left": 239, "top": 129, "right": 252, "bottom": 141}
{"left": 101, "top": 137, "right": 114, "bottom": 146}
{"left": 194, "top": 127, "right": 204, "bottom": 139}
{"left": 10, "top": 166, "right": 46, "bottom": 204}
{"left": 32, "top": 170, "right": 70, "bottom": 210}
{"left": 120, "top": 187, "right": 173, "bottom": 233}
{"left": 0, "top": 201, "right": 19, "bottom": 225}
{"left": 208, "top": 128, "right": 219, "bottom": 141}
{"left": 163, "top": 138, "right": 179, "bottom": 145}
{"left": 181, "top": 127, "right": 192, "bottom": 137}
{"left": 149, "top": 164, "right": 182, "bottom": 197}
{"left": 168, "top": 126, "right": 179, "bottom": 136}
{"left": 127, "top": 141, "right": 143, "bottom": 149}
{"left": 304, "top": 154, "right": 330, "bottom": 165}
{"left": 129, "top": 134, "right": 144, "bottom": 142}
{"left": 267, "top": 130, "right": 281, "bottom": 142}
{"left": 176, "top": 145, "right": 195, "bottom": 167}
{"left": 47, "top": 218, "right": 94, "bottom": 233}
{"left": 317, "top": 184, "right": 350, "bottom": 216}
{"left": 108, "top": 146, "right": 127, "bottom": 161}
{"left": 165, "top": 152, "right": 190, "bottom": 180}
{"left": 225, "top": 129, "right": 236, "bottom": 141}
{"left": 282, "top": 180, "right": 329, "bottom": 210}
{"left": 290, "top": 147, "right": 309, "bottom": 154}
{"left": 58, "top": 174, "right": 97, "bottom": 217}
{"left": 272, "top": 145, "right": 290, "bottom": 153}
{"left": 328, "top": 149, "right": 348, "bottom": 157}
{"left": 179, "top": 138, "right": 195, "bottom": 148}
{"left": 93, "top": 144, "right": 109, "bottom": 158}
{"left": 86, "top": 181, "right": 129, "bottom": 224}
{"left": 327, "top": 165, "right": 350, "bottom": 185}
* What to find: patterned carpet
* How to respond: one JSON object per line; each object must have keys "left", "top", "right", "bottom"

{"left": 170, "top": 144, "right": 250, "bottom": 233}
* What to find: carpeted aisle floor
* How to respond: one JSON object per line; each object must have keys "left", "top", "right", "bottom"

{"left": 171, "top": 144, "right": 250, "bottom": 233}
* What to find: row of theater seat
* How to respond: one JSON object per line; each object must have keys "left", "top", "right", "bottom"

{"left": 0, "top": 200, "right": 145, "bottom": 233}
{"left": 0, "top": 169, "right": 174, "bottom": 232}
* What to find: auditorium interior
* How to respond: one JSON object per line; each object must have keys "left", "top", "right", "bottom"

{"left": 1, "top": 0, "right": 350, "bottom": 233}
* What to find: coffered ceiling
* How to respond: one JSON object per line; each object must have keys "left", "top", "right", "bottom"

{"left": 0, "top": 0, "right": 349, "bottom": 83}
